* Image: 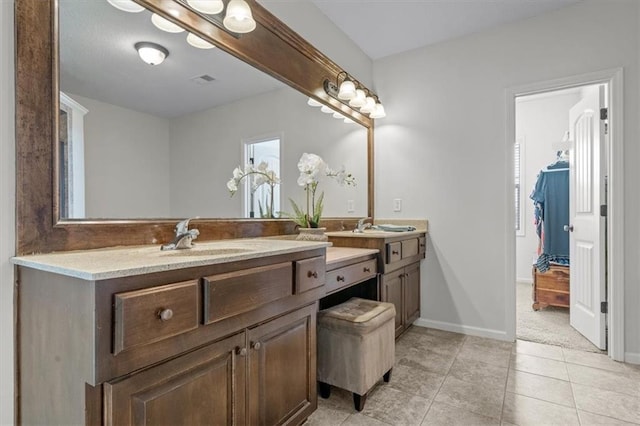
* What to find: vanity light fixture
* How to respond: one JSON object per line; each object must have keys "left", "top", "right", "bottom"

{"left": 223, "top": 0, "right": 257, "bottom": 34}
{"left": 135, "top": 42, "right": 169, "bottom": 66}
{"left": 332, "top": 111, "right": 344, "bottom": 119}
{"left": 307, "top": 97, "right": 322, "bottom": 107}
{"left": 187, "top": 0, "right": 224, "bottom": 14}
{"left": 151, "top": 13, "right": 185, "bottom": 33}
{"left": 187, "top": 32, "right": 216, "bottom": 49}
{"left": 320, "top": 105, "right": 334, "bottom": 114}
{"left": 107, "top": 0, "right": 145, "bottom": 13}
{"left": 323, "top": 70, "right": 386, "bottom": 119}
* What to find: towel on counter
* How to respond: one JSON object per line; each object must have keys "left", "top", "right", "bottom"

{"left": 371, "top": 224, "right": 417, "bottom": 232}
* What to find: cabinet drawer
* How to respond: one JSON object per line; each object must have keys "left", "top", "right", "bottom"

{"left": 114, "top": 280, "right": 199, "bottom": 354}
{"left": 402, "top": 239, "right": 419, "bottom": 258}
{"left": 204, "top": 262, "right": 292, "bottom": 325}
{"left": 387, "top": 242, "right": 402, "bottom": 263}
{"left": 326, "top": 259, "right": 377, "bottom": 294}
{"left": 295, "top": 256, "right": 326, "bottom": 294}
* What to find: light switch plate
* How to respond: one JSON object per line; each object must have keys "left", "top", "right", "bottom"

{"left": 347, "top": 200, "right": 355, "bottom": 213}
{"left": 393, "top": 199, "right": 402, "bottom": 212}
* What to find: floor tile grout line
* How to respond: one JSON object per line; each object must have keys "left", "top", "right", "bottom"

{"left": 500, "top": 342, "right": 514, "bottom": 424}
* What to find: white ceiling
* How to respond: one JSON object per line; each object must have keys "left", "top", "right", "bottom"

{"left": 308, "top": 0, "right": 582, "bottom": 60}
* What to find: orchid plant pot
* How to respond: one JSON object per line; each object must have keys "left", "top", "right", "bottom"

{"left": 296, "top": 227, "right": 328, "bottom": 242}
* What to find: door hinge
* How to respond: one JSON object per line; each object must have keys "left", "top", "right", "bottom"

{"left": 600, "top": 108, "right": 608, "bottom": 120}
{"left": 601, "top": 301, "right": 608, "bottom": 314}
{"left": 600, "top": 204, "right": 607, "bottom": 217}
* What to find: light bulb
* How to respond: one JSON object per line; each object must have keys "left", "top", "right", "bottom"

{"left": 337, "top": 79, "right": 356, "bottom": 100}
{"left": 187, "top": 0, "right": 224, "bottom": 14}
{"left": 151, "top": 13, "right": 185, "bottom": 33}
{"left": 187, "top": 33, "right": 216, "bottom": 49}
{"left": 107, "top": 0, "right": 145, "bottom": 13}
{"left": 348, "top": 89, "right": 366, "bottom": 108}
{"left": 223, "top": 0, "right": 256, "bottom": 34}
{"left": 370, "top": 103, "right": 386, "bottom": 119}
{"left": 320, "top": 105, "right": 333, "bottom": 114}
{"left": 307, "top": 97, "right": 322, "bottom": 107}
{"left": 344, "top": 117, "right": 355, "bottom": 124}
{"left": 360, "top": 96, "right": 376, "bottom": 114}
{"left": 135, "top": 42, "right": 169, "bottom": 66}
{"left": 333, "top": 112, "right": 344, "bottom": 119}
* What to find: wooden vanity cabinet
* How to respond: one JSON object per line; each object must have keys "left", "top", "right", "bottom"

{"left": 18, "top": 248, "right": 325, "bottom": 426}
{"left": 327, "top": 233, "right": 426, "bottom": 337}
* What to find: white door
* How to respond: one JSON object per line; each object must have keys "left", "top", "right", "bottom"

{"left": 568, "top": 85, "right": 606, "bottom": 350}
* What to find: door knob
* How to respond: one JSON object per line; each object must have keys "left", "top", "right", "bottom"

{"left": 563, "top": 225, "right": 574, "bottom": 232}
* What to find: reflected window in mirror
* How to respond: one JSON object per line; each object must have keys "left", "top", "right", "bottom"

{"left": 243, "top": 136, "right": 281, "bottom": 218}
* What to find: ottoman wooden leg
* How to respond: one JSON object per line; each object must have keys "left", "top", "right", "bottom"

{"left": 318, "top": 382, "right": 331, "bottom": 399}
{"left": 383, "top": 368, "right": 393, "bottom": 383}
{"left": 353, "top": 392, "right": 367, "bottom": 412}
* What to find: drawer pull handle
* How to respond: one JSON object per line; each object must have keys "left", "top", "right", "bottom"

{"left": 392, "top": 250, "right": 399, "bottom": 255}
{"left": 337, "top": 275, "right": 345, "bottom": 282}
{"left": 235, "top": 347, "right": 247, "bottom": 357}
{"left": 251, "top": 341, "right": 262, "bottom": 351}
{"left": 363, "top": 267, "right": 371, "bottom": 273}
{"left": 158, "top": 308, "right": 174, "bottom": 321}
{"left": 307, "top": 271, "right": 318, "bottom": 279}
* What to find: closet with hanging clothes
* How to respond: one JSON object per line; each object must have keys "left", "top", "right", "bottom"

{"left": 530, "top": 153, "right": 570, "bottom": 310}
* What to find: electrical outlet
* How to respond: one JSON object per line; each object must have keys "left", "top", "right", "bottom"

{"left": 347, "top": 200, "right": 355, "bottom": 213}
{"left": 393, "top": 198, "right": 402, "bottom": 212}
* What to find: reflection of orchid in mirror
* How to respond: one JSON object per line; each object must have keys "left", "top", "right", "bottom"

{"left": 227, "top": 161, "right": 280, "bottom": 218}
{"left": 286, "top": 153, "right": 356, "bottom": 228}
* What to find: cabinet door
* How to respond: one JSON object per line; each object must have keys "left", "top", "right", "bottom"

{"left": 382, "top": 271, "right": 404, "bottom": 337}
{"left": 104, "top": 332, "right": 246, "bottom": 426}
{"left": 247, "top": 304, "right": 317, "bottom": 426}
{"left": 404, "top": 262, "right": 421, "bottom": 326}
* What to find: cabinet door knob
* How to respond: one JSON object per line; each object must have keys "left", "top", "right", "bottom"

{"left": 392, "top": 250, "right": 399, "bottom": 255}
{"left": 235, "top": 346, "right": 247, "bottom": 357}
{"left": 158, "top": 308, "right": 174, "bottom": 321}
{"left": 363, "top": 267, "right": 371, "bottom": 273}
{"left": 251, "top": 341, "right": 262, "bottom": 351}
{"left": 337, "top": 275, "right": 345, "bottom": 282}
{"left": 307, "top": 270, "right": 318, "bottom": 279}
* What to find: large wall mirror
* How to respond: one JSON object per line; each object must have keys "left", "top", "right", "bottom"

{"left": 16, "top": 0, "right": 374, "bottom": 254}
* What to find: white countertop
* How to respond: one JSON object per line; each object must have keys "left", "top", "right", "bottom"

{"left": 11, "top": 238, "right": 330, "bottom": 281}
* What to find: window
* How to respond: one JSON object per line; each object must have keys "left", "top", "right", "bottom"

{"left": 514, "top": 139, "right": 524, "bottom": 235}
{"left": 59, "top": 92, "right": 88, "bottom": 218}
{"left": 243, "top": 136, "right": 281, "bottom": 218}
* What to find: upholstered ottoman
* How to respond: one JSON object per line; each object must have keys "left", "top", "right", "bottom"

{"left": 317, "top": 297, "right": 395, "bottom": 411}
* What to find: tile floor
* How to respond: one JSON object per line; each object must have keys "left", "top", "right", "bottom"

{"left": 304, "top": 326, "right": 640, "bottom": 426}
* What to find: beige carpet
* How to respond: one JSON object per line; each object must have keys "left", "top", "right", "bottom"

{"left": 516, "top": 281, "right": 603, "bottom": 353}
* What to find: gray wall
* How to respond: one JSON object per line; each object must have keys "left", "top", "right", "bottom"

{"left": 373, "top": 0, "right": 640, "bottom": 359}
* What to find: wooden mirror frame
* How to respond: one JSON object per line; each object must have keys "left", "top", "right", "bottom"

{"left": 15, "top": 0, "right": 374, "bottom": 255}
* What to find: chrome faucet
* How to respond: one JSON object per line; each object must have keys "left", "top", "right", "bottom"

{"left": 353, "top": 217, "right": 372, "bottom": 233}
{"left": 161, "top": 218, "right": 200, "bottom": 250}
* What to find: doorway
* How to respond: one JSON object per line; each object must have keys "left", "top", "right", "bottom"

{"left": 514, "top": 85, "right": 604, "bottom": 353}
{"left": 505, "top": 69, "right": 624, "bottom": 361}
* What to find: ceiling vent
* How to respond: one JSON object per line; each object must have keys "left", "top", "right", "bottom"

{"left": 190, "top": 74, "right": 216, "bottom": 85}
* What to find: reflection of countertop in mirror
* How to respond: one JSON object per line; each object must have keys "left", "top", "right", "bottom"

{"left": 11, "top": 238, "right": 330, "bottom": 281}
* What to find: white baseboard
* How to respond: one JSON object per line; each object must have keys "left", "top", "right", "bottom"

{"left": 414, "top": 318, "right": 511, "bottom": 342}
{"left": 516, "top": 277, "right": 533, "bottom": 285}
{"left": 624, "top": 352, "right": 640, "bottom": 365}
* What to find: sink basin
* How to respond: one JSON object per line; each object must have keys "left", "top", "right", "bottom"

{"left": 163, "top": 247, "right": 255, "bottom": 257}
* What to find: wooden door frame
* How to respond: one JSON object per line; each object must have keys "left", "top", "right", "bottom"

{"left": 505, "top": 68, "right": 624, "bottom": 362}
